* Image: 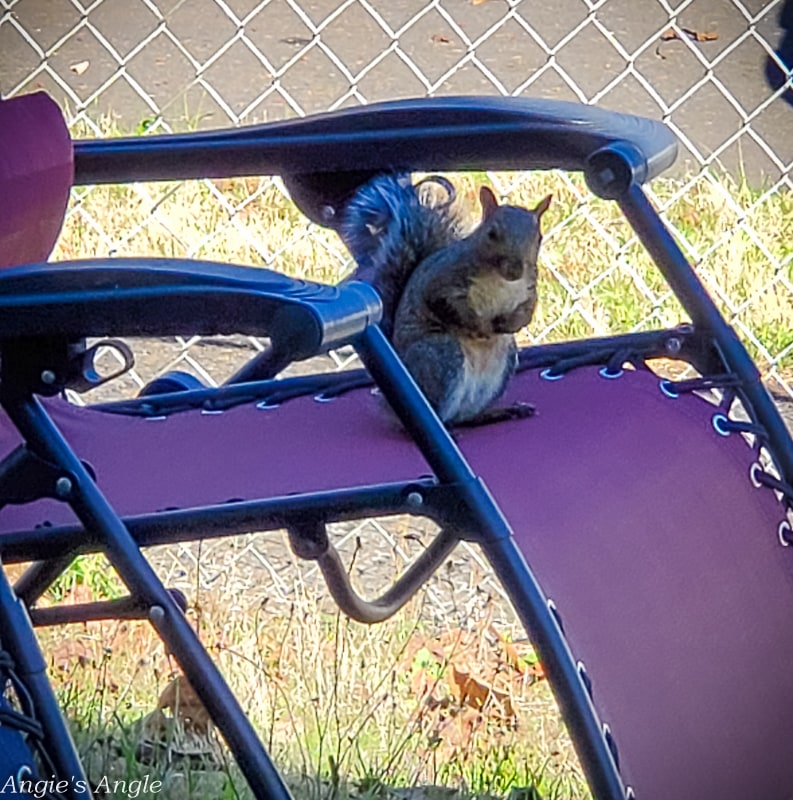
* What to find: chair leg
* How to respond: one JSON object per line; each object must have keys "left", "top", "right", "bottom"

{"left": 0, "top": 562, "right": 91, "bottom": 799}
{"left": 0, "top": 392, "right": 294, "bottom": 800}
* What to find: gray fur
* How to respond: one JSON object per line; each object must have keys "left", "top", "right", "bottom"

{"left": 391, "top": 195, "right": 542, "bottom": 425}
{"left": 341, "top": 173, "right": 464, "bottom": 338}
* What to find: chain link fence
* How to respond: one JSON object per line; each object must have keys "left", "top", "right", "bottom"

{"left": 1, "top": 0, "right": 792, "bottom": 613}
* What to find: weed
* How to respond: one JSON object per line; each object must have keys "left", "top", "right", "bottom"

{"left": 54, "top": 161, "right": 793, "bottom": 379}
{"left": 35, "top": 536, "right": 589, "bottom": 799}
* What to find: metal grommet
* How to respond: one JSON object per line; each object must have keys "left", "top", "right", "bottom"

{"left": 256, "top": 400, "right": 281, "bottom": 410}
{"left": 778, "top": 520, "right": 792, "bottom": 547}
{"left": 659, "top": 379, "right": 679, "bottom": 399}
{"left": 712, "top": 413, "right": 731, "bottom": 437}
{"left": 313, "top": 393, "right": 337, "bottom": 403}
{"left": 599, "top": 366, "right": 624, "bottom": 380}
{"left": 749, "top": 462, "right": 764, "bottom": 488}
{"left": 540, "top": 368, "right": 564, "bottom": 381}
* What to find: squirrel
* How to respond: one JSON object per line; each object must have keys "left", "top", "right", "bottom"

{"left": 340, "top": 172, "right": 465, "bottom": 340}
{"left": 341, "top": 173, "right": 551, "bottom": 426}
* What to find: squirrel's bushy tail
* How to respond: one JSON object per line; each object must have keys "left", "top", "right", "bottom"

{"left": 340, "top": 172, "right": 465, "bottom": 337}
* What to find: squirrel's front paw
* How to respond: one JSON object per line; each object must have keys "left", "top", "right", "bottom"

{"left": 505, "top": 401, "right": 535, "bottom": 419}
{"left": 491, "top": 315, "right": 518, "bottom": 334}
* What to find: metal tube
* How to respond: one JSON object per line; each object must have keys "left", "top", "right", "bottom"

{"left": 619, "top": 183, "right": 793, "bottom": 486}
{"left": 0, "top": 479, "right": 440, "bottom": 564}
{"left": 0, "top": 563, "right": 92, "bottom": 798}
{"left": 355, "top": 325, "right": 626, "bottom": 800}
{"left": 0, "top": 392, "right": 294, "bottom": 800}
{"left": 313, "top": 526, "right": 459, "bottom": 623}
{"left": 15, "top": 555, "right": 77, "bottom": 607}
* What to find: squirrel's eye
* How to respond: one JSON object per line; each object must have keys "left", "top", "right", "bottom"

{"left": 487, "top": 226, "right": 501, "bottom": 242}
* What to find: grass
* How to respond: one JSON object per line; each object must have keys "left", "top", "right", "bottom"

{"left": 55, "top": 163, "right": 793, "bottom": 384}
{"left": 31, "top": 541, "right": 588, "bottom": 799}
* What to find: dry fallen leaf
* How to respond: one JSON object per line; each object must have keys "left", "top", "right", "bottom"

{"left": 50, "top": 638, "right": 91, "bottom": 672}
{"left": 280, "top": 36, "right": 312, "bottom": 47}
{"left": 660, "top": 27, "right": 719, "bottom": 43}
{"left": 449, "top": 664, "right": 516, "bottom": 719}
{"left": 69, "top": 60, "right": 90, "bottom": 76}
{"left": 489, "top": 623, "right": 525, "bottom": 675}
{"left": 158, "top": 674, "right": 212, "bottom": 734}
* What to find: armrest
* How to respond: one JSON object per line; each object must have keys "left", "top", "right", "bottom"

{"left": 0, "top": 259, "right": 381, "bottom": 359}
{"left": 73, "top": 96, "right": 677, "bottom": 188}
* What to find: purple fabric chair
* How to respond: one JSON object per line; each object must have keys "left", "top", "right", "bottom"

{"left": 1, "top": 91, "right": 793, "bottom": 800}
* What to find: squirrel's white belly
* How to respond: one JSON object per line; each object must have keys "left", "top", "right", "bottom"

{"left": 443, "top": 336, "right": 513, "bottom": 421}
{"left": 468, "top": 272, "right": 531, "bottom": 318}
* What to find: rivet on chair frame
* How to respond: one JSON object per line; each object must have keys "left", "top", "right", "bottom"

{"left": 149, "top": 605, "right": 165, "bottom": 623}
{"left": 54, "top": 477, "right": 72, "bottom": 498}
{"left": 405, "top": 491, "right": 423, "bottom": 507}
{"left": 664, "top": 336, "right": 682, "bottom": 356}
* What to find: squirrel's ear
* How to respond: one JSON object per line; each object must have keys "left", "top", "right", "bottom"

{"left": 534, "top": 194, "right": 552, "bottom": 220}
{"left": 479, "top": 186, "right": 500, "bottom": 219}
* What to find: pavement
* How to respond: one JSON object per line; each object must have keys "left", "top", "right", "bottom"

{"left": 1, "top": 0, "right": 791, "bottom": 183}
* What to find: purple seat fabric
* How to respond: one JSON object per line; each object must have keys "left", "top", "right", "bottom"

{"left": 0, "top": 92, "right": 73, "bottom": 268}
{"left": 0, "top": 366, "right": 790, "bottom": 800}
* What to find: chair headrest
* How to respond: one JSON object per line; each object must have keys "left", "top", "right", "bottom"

{"left": 0, "top": 92, "right": 73, "bottom": 269}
